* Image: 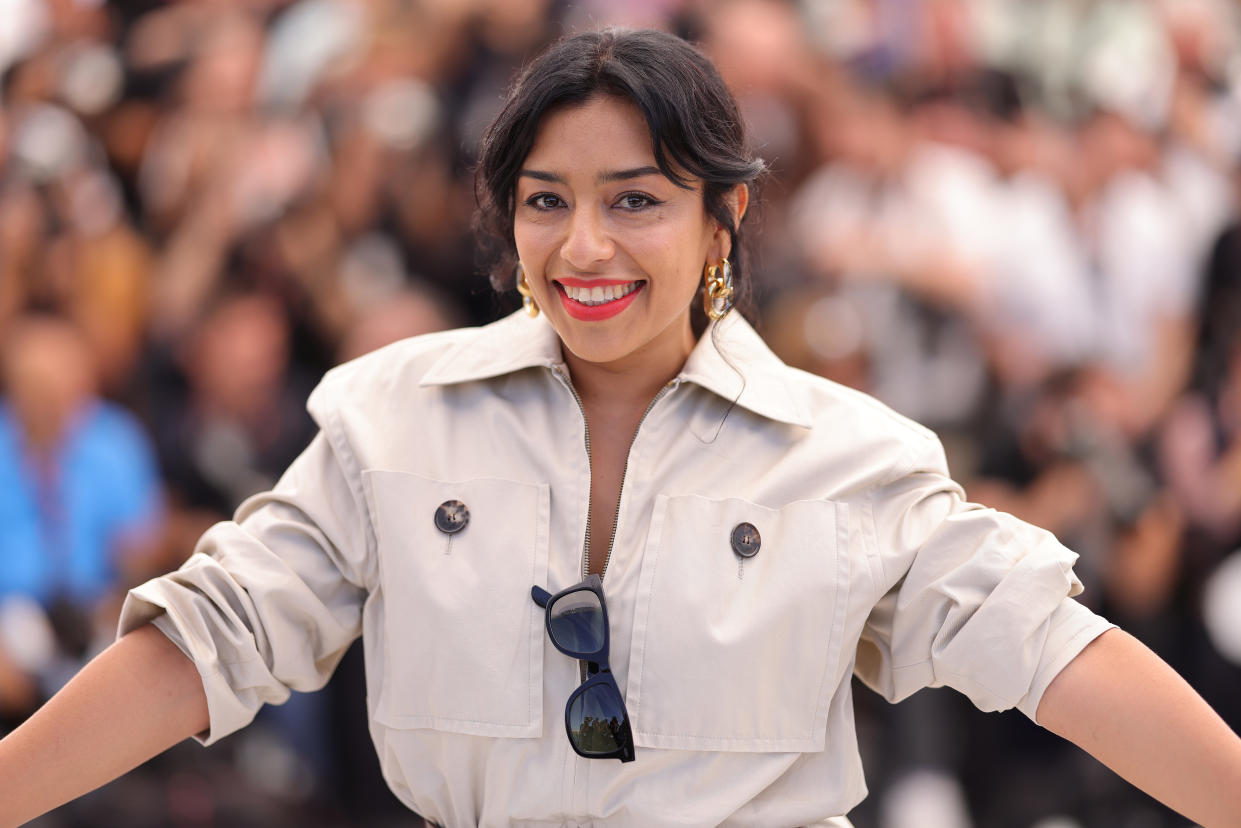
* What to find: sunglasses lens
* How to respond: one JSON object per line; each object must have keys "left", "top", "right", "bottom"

{"left": 568, "top": 682, "right": 629, "bottom": 756}
{"left": 548, "top": 589, "right": 605, "bottom": 654}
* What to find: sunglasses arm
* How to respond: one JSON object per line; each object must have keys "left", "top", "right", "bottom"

{"left": 531, "top": 585, "right": 553, "bottom": 608}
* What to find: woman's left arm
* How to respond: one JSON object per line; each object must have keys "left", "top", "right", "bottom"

{"left": 1036, "top": 627, "right": 1241, "bottom": 827}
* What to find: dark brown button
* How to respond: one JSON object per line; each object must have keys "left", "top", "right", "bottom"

{"left": 730, "top": 522, "right": 760, "bottom": 558}
{"left": 434, "top": 500, "right": 469, "bottom": 534}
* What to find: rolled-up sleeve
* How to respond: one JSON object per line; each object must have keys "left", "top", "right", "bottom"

{"left": 118, "top": 414, "right": 373, "bottom": 745}
{"left": 855, "top": 433, "right": 1115, "bottom": 720}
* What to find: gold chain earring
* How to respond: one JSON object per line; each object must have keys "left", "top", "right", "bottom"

{"left": 702, "top": 258, "right": 734, "bottom": 320}
{"left": 516, "top": 262, "right": 539, "bottom": 317}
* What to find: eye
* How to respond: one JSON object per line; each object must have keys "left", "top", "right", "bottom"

{"left": 525, "top": 193, "right": 565, "bottom": 210}
{"left": 616, "top": 192, "right": 661, "bottom": 211}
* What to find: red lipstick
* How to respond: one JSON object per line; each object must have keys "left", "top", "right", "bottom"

{"left": 554, "top": 280, "right": 644, "bottom": 321}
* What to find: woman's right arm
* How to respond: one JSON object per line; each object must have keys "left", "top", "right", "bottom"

{"left": 0, "top": 624, "right": 208, "bottom": 828}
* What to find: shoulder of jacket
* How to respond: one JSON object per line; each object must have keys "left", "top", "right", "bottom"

{"left": 782, "top": 365, "right": 946, "bottom": 482}
{"left": 784, "top": 366, "right": 938, "bottom": 443}
{"left": 307, "top": 326, "right": 481, "bottom": 415}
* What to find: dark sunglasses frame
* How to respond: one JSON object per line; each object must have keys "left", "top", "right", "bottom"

{"left": 531, "top": 574, "right": 636, "bottom": 763}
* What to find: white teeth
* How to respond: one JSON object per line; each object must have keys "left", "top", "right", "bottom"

{"left": 563, "top": 282, "right": 639, "bottom": 306}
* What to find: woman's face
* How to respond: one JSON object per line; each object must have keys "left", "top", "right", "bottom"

{"left": 513, "top": 94, "right": 740, "bottom": 373}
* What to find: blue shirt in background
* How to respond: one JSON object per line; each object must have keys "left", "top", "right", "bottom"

{"left": 0, "top": 401, "right": 163, "bottom": 607}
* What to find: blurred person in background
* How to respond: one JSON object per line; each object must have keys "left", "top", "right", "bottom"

{"left": 1066, "top": 107, "right": 1203, "bottom": 441}
{"left": 336, "top": 281, "right": 464, "bottom": 364}
{"left": 762, "top": 284, "right": 871, "bottom": 395}
{"left": 1161, "top": 155, "right": 1241, "bottom": 559}
{"left": 137, "top": 6, "right": 319, "bottom": 346}
{"left": 790, "top": 81, "right": 993, "bottom": 435}
{"left": 0, "top": 312, "right": 164, "bottom": 729}
{"left": 968, "top": 85, "right": 1098, "bottom": 391}
{"left": 148, "top": 287, "right": 318, "bottom": 599}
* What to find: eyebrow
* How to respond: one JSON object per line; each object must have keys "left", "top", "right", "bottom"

{"left": 518, "top": 166, "right": 665, "bottom": 185}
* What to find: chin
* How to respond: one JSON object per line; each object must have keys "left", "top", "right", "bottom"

{"left": 556, "top": 326, "right": 644, "bottom": 367}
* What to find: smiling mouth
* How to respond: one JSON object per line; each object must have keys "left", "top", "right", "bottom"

{"left": 557, "top": 280, "right": 643, "bottom": 307}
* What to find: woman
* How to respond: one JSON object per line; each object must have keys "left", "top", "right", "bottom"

{"left": 2, "top": 28, "right": 1240, "bottom": 828}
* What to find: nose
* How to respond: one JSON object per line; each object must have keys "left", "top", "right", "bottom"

{"left": 560, "top": 205, "right": 614, "bottom": 270}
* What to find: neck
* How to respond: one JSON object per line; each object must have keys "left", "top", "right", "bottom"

{"left": 561, "top": 322, "right": 696, "bottom": 410}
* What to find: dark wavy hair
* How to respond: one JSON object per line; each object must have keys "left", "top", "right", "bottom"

{"left": 474, "top": 28, "right": 765, "bottom": 325}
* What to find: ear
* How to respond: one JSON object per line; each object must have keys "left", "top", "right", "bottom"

{"left": 730, "top": 182, "right": 750, "bottom": 225}
{"left": 710, "top": 183, "right": 750, "bottom": 260}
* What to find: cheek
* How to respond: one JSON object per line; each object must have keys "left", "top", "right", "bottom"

{"left": 635, "top": 210, "right": 713, "bottom": 265}
{"left": 669, "top": 222, "right": 716, "bottom": 285}
{"left": 643, "top": 248, "right": 708, "bottom": 314}
{"left": 513, "top": 206, "right": 566, "bottom": 242}
{"left": 512, "top": 222, "right": 552, "bottom": 270}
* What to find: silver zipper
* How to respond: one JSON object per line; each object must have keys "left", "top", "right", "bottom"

{"left": 594, "top": 378, "right": 679, "bottom": 581}
{"left": 551, "top": 366, "right": 680, "bottom": 583}
{"left": 552, "top": 365, "right": 595, "bottom": 575}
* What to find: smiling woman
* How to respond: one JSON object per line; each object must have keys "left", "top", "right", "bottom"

{"left": 2, "top": 26, "right": 1241, "bottom": 828}
{"left": 510, "top": 95, "right": 740, "bottom": 375}
{"left": 475, "top": 29, "right": 763, "bottom": 336}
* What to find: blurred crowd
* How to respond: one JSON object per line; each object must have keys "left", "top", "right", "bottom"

{"left": 2, "top": 0, "right": 1240, "bottom": 826}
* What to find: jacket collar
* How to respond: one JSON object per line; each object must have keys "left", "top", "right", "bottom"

{"left": 420, "top": 311, "right": 812, "bottom": 428}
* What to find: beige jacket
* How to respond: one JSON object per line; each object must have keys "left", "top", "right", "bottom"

{"left": 120, "top": 310, "right": 1113, "bottom": 827}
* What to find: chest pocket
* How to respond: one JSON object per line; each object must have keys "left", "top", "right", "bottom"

{"left": 364, "top": 470, "right": 550, "bottom": 737}
{"left": 625, "top": 494, "right": 850, "bottom": 752}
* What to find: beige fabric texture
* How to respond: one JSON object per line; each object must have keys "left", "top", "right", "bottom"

{"left": 120, "top": 311, "right": 1113, "bottom": 827}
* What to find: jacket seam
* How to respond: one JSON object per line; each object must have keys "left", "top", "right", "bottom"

{"left": 320, "top": 404, "right": 378, "bottom": 589}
